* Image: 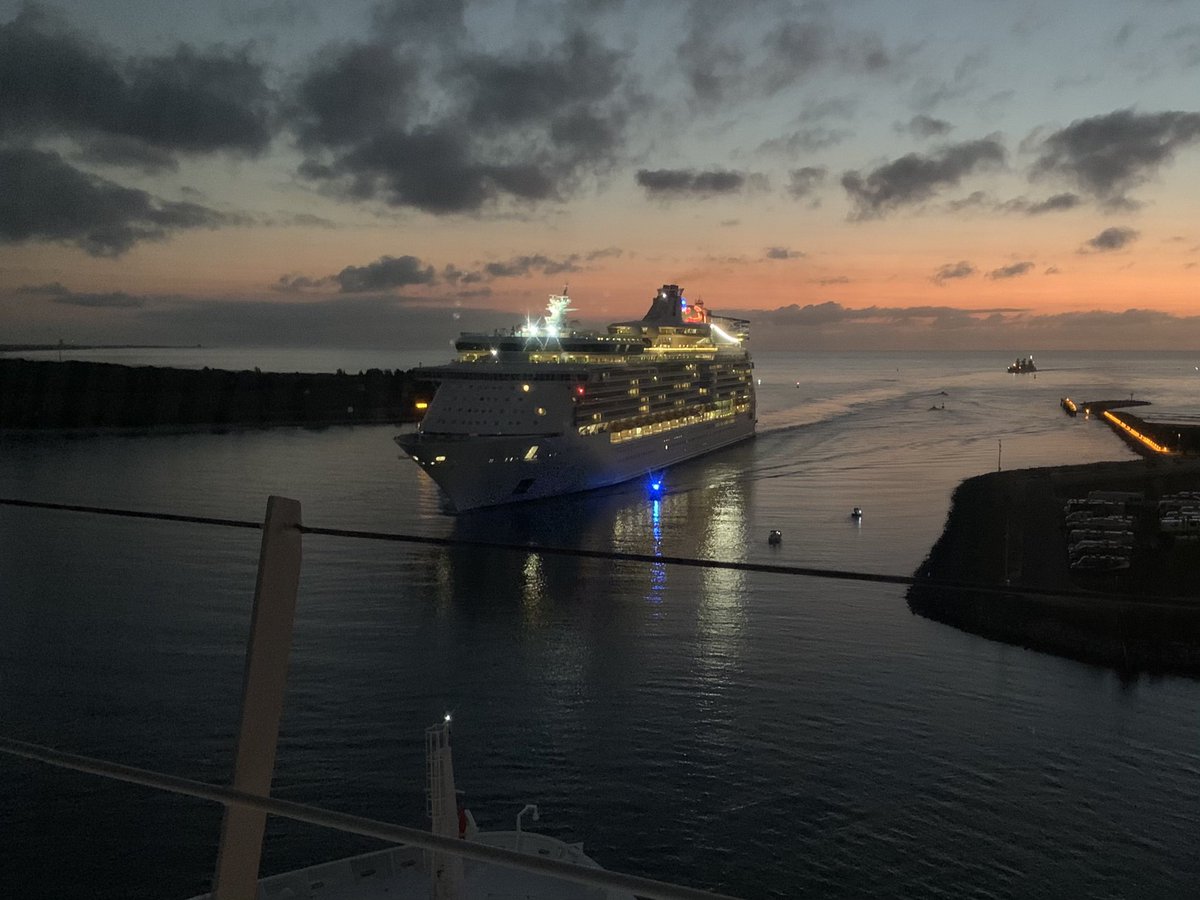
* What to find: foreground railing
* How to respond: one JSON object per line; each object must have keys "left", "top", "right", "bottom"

{"left": 0, "top": 495, "right": 737, "bottom": 900}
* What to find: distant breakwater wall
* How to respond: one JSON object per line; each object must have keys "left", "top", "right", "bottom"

{"left": 1103, "top": 409, "right": 1200, "bottom": 456}
{"left": 908, "top": 462, "right": 1200, "bottom": 677}
{"left": 0, "top": 359, "right": 433, "bottom": 430}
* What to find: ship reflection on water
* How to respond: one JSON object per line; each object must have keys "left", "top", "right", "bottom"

{"left": 443, "top": 450, "right": 755, "bottom": 639}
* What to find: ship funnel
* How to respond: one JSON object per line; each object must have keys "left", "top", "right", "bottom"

{"left": 643, "top": 284, "right": 685, "bottom": 323}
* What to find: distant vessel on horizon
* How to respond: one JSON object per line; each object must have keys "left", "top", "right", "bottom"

{"left": 1008, "top": 355, "right": 1037, "bottom": 374}
{"left": 396, "top": 284, "right": 757, "bottom": 511}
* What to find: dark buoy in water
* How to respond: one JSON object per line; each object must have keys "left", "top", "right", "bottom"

{"left": 768, "top": 529, "right": 782, "bottom": 545}
{"left": 851, "top": 506, "right": 863, "bottom": 519}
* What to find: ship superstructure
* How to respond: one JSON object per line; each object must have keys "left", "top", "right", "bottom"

{"left": 396, "top": 284, "right": 756, "bottom": 511}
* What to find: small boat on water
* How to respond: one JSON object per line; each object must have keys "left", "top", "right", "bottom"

{"left": 851, "top": 507, "right": 863, "bottom": 520}
{"left": 1008, "top": 356, "right": 1037, "bottom": 374}
{"left": 768, "top": 529, "right": 782, "bottom": 545}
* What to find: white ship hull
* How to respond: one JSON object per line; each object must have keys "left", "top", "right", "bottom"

{"left": 397, "top": 283, "right": 757, "bottom": 512}
{"left": 397, "top": 411, "right": 755, "bottom": 512}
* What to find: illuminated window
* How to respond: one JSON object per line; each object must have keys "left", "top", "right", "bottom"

{"left": 524, "top": 445, "right": 539, "bottom": 460}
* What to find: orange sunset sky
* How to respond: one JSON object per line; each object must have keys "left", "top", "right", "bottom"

{"left": 2, "top": 0, "right": 1200, "bottom": 350}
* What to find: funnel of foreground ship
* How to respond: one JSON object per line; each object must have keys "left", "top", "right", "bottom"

{"left": 396, "top": 284, "right": 756, "bottom": 511}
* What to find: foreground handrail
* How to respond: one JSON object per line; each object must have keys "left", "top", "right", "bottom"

{"left": 0, "top": 735, "right": 739, "bottom": 900}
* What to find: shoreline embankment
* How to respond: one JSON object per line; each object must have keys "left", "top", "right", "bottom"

{"left": 0, "top": 359, "right": 433, "bottom": 431}
{"left": 908, "top": 458, "right": 1200, "bottom": 677}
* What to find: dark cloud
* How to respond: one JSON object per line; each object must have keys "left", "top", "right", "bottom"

{"left": 761, "top": 17, "right": 893, "bottom": 94}
{"left": 787, "top": 166, "right": 827, "bottom": 201}
{"left": 759, "top": 98, "right": 857, "bottom": 157}
{"left": 442, "top": 264, "right": 486, "bottom": 285}
{"left": 900, "top": 115, "right": 952, "bottom": 138}
{"left": 675, "top": 4, "right": 746, "bottom": 107}
{"left": 765, "top": 247, "right": 802, "bottom": 260}
{"left": 842, "top": 137, "right": 1006, "bottom": 219}
{"left": 334, "top": 255, "right": 436, "bottom": 292}
{"left": 950, "top": 191, "right": 1082, "bottom": 216}
{"left": 1082, "top": 226, "right": 1139, "bottom": 252}
{"left": 0, "top": 9, "right": 127, "bottom": 138}
{"left": 761, "top": 20, "right": 832, "bottom": 92}
{"left": 371, "top": 0, "right": 468, "bottom": 44}
{"left": 273, "top": 273, "right": 328, "bottom": 292}
{"left": 911, "top": 51, "right": 989, "bottom": 112}
{"left": 458, "top": 32, "right": 621, "bottom": 133}
{"left": 14, "top": 282, "right": 71, "bottom": 297}
{"left": 292, "top": 42, "right": 415, "bottom": 148}
{"left": 300, "top": 126, "right": 552, "bottom": 213}
{"left": 1030, "top": 109, "right": 1200, "bottom": 207}
{"left": 1164, "top": 24, "right": 1200, "bottom": 69}
{"left": 441, "top": 248, "right": 614, "bottom": 285}
{"left": 987, "top": 261, "right": 1034, "bottom": 280}
{"left": 75, "top": 135, "right": 180, "bottom": 174}
{"left": 484, "top": 254, "right": 581, "bottom": 278}
{"left": 0, "top": 147, "right": 234, "bottom": 256}
{"left": 52, "top": 290, "right": 145, "bottom": 308}
{"left": 14, "top": 282, "right": 144, "bottom": 307}
{"left": 0, "top": 10, "right": 273, "bottom": 155}
{"left": 945, "top": 190, "right": 991, "bottom": 212}
{"left": 760, "top": 127, "right": 852, "bottom": 155}
{"left": 276, "top": 212, "right": 338, "bottom": 228}
{"left": 121, "top": 45, "right": 274, "bottom": 154}
{"left": 1112, "top": 22, "right": 1136, "bottom": 49}
{"left": 676, "top": 6, "right": 898, "bottom": 110}
{"left": 932, "top": 260, "right": 975, "bottom": 284}
{"left": 224, "top": 0, "right": 319, "bottom": 28}
{"left": 636, "top": 168, "right": 747, "bottom": 198}
{"left": 291, "top": 27, "right": 638, "bottom": 214}
{"left": 1023, "top": 192, "right": 1082, "bottom": 214}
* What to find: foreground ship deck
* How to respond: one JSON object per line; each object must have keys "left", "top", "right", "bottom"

{"left": 397, "top": 284, "right": 756, "bottom": 511}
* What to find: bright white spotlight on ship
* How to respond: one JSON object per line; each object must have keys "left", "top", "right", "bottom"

{"left": 710, "top": 323, "right": 740, "bottom": 344}
{"left": 444, "top": 712, "right": 452, "bottom": 723}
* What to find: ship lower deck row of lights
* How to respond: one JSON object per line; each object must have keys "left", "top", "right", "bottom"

{"left": 605, "top": 402, "right": 750, "bottom": 443}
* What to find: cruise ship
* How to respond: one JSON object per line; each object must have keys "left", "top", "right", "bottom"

{"left": 396, "top": 284, "right": 756, "bottom": 511}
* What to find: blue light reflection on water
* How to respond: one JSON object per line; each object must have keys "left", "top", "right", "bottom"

{"left": 1, "top": 349, "right": 1199, "bottom": 898}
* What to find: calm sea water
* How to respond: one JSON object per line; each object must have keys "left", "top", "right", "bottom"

{"left": 2, "top": 349, "right": 1199, "bottom": 899}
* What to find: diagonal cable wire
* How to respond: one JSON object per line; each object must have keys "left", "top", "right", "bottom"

{"left": 1, "top": 496, "right": 1196, "bottom": 608}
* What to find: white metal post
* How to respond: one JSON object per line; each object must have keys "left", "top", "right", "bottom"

{"left": 212, "top": 495, "right": 303, "bottom": 900}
